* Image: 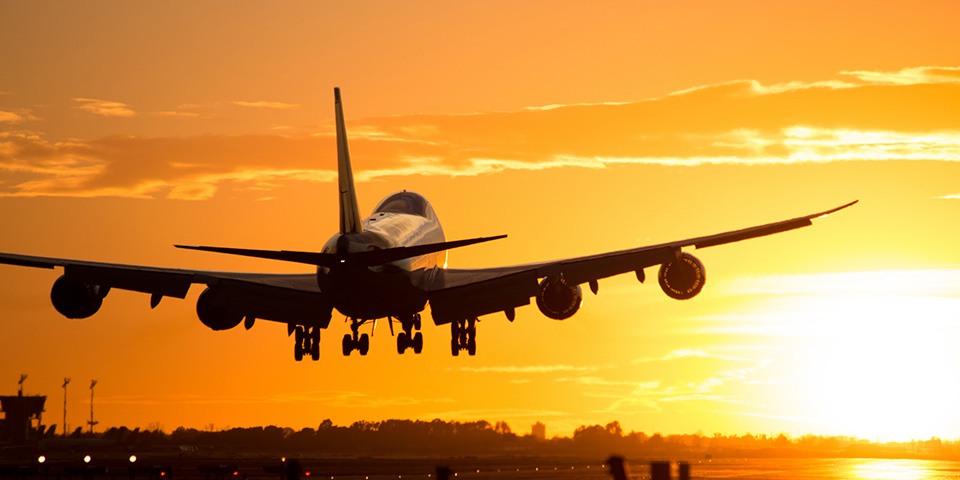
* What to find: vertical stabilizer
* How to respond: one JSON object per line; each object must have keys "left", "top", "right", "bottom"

{"left": 335, "top": 87, "right": 363, "bottom": 234}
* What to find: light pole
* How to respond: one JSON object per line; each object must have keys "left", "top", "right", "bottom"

{"left": 62, "top": 378, "right": 71, "bottom": 436}
{"left": 87, "top": 380, "right": 98, "bottom": 434}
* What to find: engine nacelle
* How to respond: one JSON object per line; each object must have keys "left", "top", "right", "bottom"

{"left": 658, "top": 252, "right": 706, "bottom": 300}
{"left": 536, "top": 276, "right": 583, "bottom": 320}
{"left": 196, "top": 287, "right": 243, "bottom": 331}
{"left": 50, "top": 275, "right": 107, "bottom": 319}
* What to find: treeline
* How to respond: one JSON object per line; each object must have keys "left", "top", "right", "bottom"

{"left": 83, "top": 419, "right": 960, "bottom": 460}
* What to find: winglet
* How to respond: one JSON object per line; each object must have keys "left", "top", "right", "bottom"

{"left": 335, "top": 87, "right": 363, "bottom": 234}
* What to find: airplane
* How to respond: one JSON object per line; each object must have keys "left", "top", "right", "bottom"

{"left": 0, "top": 88, "right": 857, "bottom": 360}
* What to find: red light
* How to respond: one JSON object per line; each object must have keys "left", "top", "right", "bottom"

{"left": 234, "top": 471, "right": 239, "bottom": 476}
{"left": 305, "top": 472, "right": 311, "bottom": 477}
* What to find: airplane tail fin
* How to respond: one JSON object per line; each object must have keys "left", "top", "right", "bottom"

{"left": 335, "top": 87, "right": 363, "bottom": 234}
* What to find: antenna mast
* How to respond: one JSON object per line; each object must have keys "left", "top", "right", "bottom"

{"left": 18, "top": 374, "right": 27, "bottom": 396}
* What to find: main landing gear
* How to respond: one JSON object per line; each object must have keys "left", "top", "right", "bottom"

{"left": 342, "top": 318, "right": 370, "bottom": 356}
{"left": 451, "top": 318, "right": 477, "bottom": 356}
{"left": 293, "top": 325, "right": 321, "bottom": 362}
{"left": 396, "top": 313, "right": 424, "bottom": 354}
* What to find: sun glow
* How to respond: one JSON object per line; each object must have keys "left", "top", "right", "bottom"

{"left": 848, "top": 459, "right": 936, "bottom": 480}
{"left": 711, "top": 269, "right": 960, "bottom": 441}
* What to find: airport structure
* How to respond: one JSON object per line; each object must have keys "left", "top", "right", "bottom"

{"left": 0, "top": 391, "right": 48, "bottom": 444}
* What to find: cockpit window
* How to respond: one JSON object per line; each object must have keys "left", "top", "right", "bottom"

{"left": 373, "top": 192, "right": 429, "bottom": 217}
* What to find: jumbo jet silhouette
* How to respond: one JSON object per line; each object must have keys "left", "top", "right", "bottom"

{"left": 0, "top": 88, "right": 856, "bottom": 359}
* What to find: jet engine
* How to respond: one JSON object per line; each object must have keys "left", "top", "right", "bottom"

{"left": 536, "top": 276, "right": 583, "bottom": 320}
{"left": 196, "top": 287, "right": 243, "bottom": 331}
{"left": 658, "top": 252, "right": 706, "bottom": 300}
{"left": 50, "top": 275, "right": 108, "bottom": 319}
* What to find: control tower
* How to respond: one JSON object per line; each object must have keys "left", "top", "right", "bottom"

{"left": 0, "top": 391, "right": 47, "bottom": 444}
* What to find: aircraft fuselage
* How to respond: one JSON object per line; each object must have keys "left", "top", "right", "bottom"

{"left": 317, "top": 190, "right": 445, "bottom": 320}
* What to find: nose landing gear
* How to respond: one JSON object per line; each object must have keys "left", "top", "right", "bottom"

{"left": 396, "top": 313, "right": 424, "bottom": 354}
{"left": 342, "top": 318, "right": 370, "bottom": 356}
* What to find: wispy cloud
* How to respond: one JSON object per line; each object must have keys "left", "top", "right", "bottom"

{"left": 565, "top": 349, "right": 771, "bottom": 416}
{"left": 460, "top": 364, "right": 597, "bottom": 374}
{"left": 73, "top": 98, "right": 136, "bottom": 117}
{"left": 0, "top": 134, "right": 336, "bottom": 199}
{"left": 233, "top": 100, "right": 302, "bottom": 109}
{"left": 3, "top": 67, "right": 959, "bottom": 198}
{"left": 720, "top": 268, "right": 960, "bottom": 297}
{"left": 630, "top": 348, "right": 756, "bottom": 364}
{"left": 95, "top": 390, "right": 452, "bottom": 409}
{"left": 0, "top": 111, "right": 23, "bottom": 123}
{"left": 842, "top": 66, "right": 960, "bottom": 85}
{"left": 154, "top": 110, "right": 202, "bottom": 118}
{"left": 422, "top": 408, "right": 568, "bottom": 420}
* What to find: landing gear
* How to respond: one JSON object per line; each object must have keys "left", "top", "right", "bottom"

{"left": 396, "top": 313, "right": 424, "bottom": 354}
{"left": 293, "top": 325, "right": 321, "bottom": 362}
{"left": 450, "top": 318, "right": 477, "bottom": 356}
{"left": 341, "top": 318, "right": 370, "bottom": 356}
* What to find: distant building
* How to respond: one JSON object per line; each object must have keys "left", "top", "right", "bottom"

{"left": 531, "top": 421, "right": 546, "bottom": 440}
{"left": 0, "top": 391, "right": 47, "bottom": 444}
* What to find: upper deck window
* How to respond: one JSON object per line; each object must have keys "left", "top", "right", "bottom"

{"left": 373, "top": 192, "right": 429, "bottom": 217}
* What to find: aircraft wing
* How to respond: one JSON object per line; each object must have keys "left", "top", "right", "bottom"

{"left": 0, "top": 253, "right": 330, "bottom": 327}
{"left": 424, "top": 200, "right": 857, "bottom": 324}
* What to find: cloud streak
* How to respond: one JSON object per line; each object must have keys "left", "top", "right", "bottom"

{"left": 233, "top": 100, "right": 302, "bottom": 109}
{"left": 3, "top": 66, "right": 959, "bottom": 198}
{"left": 73, "top": 98, "right": 136, "bottom": 117}
{"left": 95, "top": 390, "right": 451, "bottom": 409}
{"left": 460, "top": 364, "right": 597, "bottom": 374}
{"left": 0, "top": 111, "right": 23, "bottom": 123}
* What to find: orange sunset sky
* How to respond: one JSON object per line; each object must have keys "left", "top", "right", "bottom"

{"left": 2, "top": 1, "right": 960, "bottom": 442}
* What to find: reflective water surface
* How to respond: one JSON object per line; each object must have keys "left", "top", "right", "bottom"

{"left": 681, "top": 458, "right": 960, "bottom": 480}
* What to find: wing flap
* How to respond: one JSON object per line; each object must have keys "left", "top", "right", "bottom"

{"left": 536, "top": 246, "right": 676, "bottom": 285}
{"left": 65, "top": 264, "right": 193, "bottom": 298}
{"left": 204, "top": 278, "right": 332, "bottom": 327}
{"left": 429, "top": 269, "right": 539, "bottom": 325}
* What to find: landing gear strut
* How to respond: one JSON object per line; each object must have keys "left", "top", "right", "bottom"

{"left": 293, "top": 325, "right": 321, "bottom": 362}
{"left": 450, "top": 318, "right": 477, "bottom": 356}
{"left": 396, "top": 313, "right": 424, "bottom": 354}
{"left": 342, "top": 318, "right": 370, "bottom": 356}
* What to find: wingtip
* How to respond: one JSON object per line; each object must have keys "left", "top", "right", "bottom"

{"left": 813, "top": 200, "right": 859, "bottom": 219}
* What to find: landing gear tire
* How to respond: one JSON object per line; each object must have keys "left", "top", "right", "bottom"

{"left": 413, "top": 332, "right": 423, "bottom": 354}
{"left": 359, "top": 333, "right": 369, "bottom": 356}
{"left": 449, "top": 318, "right": 477, "bottom": 357}
{"left": 395, "top": 314, "right": 424, "bottom": 355}
{"left": 310, "top": 327, "right": 321, "bottom": 360}
{"left": 294, "top": 326, "right": 305, "bottom": 361}
{"left": 343, "top": 318, "right": 372, "bottom": 356}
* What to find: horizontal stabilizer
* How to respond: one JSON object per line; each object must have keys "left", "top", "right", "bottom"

{"left": 175, "top": 245, "right": 339, "bottom": 267}
{"left": 175, "top": 235, "right": 506, "bottom": 268}
{"left": 357, "top": 235, "right": 507, "bottom": 266}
